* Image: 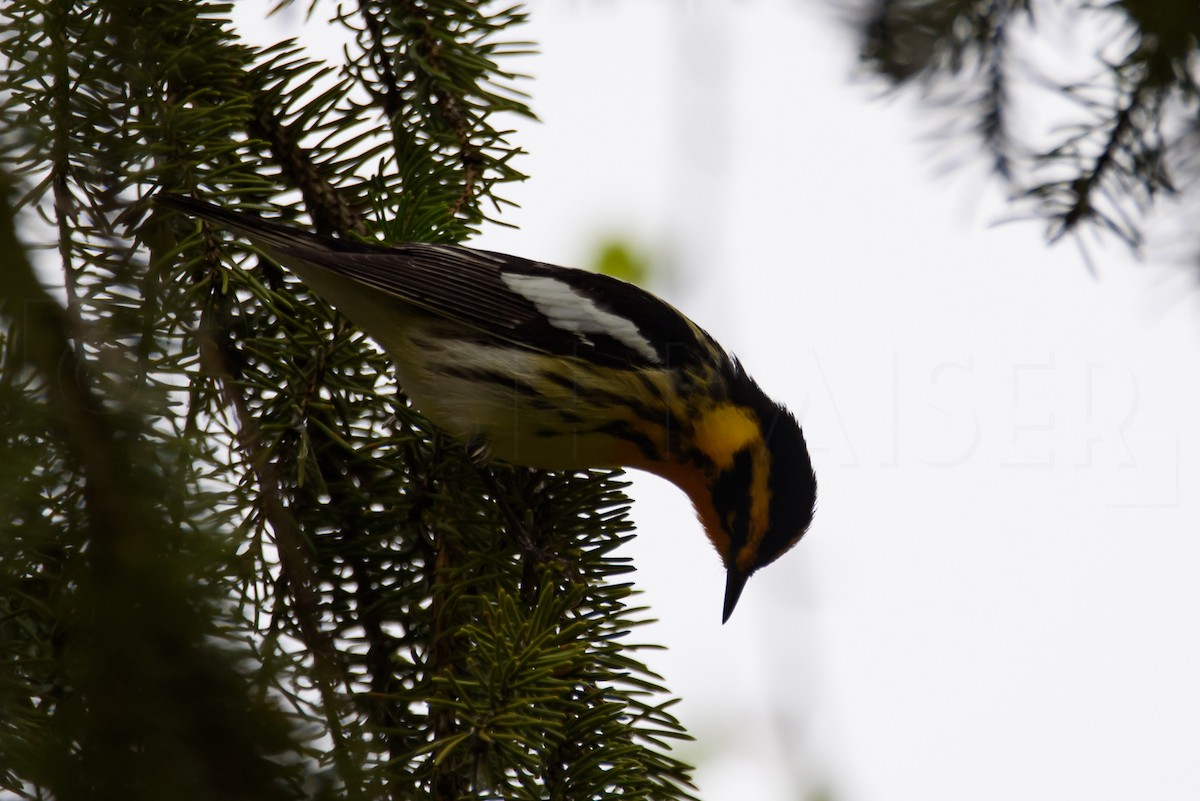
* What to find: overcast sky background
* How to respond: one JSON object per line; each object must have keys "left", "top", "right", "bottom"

{"left": 243, "top": 2, "right": 1200, "bottom": 799}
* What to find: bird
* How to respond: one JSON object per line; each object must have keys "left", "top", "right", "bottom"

{"left": 156, "top": 193, "right": 817, "bottom": 622}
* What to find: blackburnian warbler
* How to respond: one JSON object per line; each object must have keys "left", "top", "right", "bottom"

{"left": 157, "top": 193, "right": 817, "bottom": 622}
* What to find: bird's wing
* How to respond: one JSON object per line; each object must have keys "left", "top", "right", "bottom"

{"left": 157, "top": 194, "right": 711, "bottom": 369}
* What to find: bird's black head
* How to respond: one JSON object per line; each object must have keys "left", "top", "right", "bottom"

{"left": 716, "top": 368, "right": 817, "bottom": 623}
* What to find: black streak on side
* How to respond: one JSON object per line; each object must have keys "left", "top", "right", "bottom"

{"left": 592, "top": 419, "right": 661, "bottom": 464}
{"left": 438, "top": 365, "right": 549, "bottom": 406}
{"left": 587, "top": 386, "right": 662, "bottom": 430}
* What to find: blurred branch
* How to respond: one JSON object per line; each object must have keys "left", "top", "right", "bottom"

{"left": 851, "top": 0, "right": 1200, "bottom": 255}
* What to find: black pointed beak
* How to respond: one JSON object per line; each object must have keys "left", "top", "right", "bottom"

{"left": 722, "top": 566, "right": 750, "bottom": 624}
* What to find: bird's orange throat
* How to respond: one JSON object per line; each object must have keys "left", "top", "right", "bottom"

{"left": 633, "top": 402, "right": 775, "bottom": 575}
{"left": 653, "top": 459, "right": 730, "bottom": 565}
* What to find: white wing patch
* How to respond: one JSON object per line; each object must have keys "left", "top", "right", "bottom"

{"left": 501, "top": 273, "right": 660, "bottom": 363}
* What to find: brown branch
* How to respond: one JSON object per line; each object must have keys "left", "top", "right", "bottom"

{"left": 194, "top": 310, "right": 343, "bottom": 673}
{"left": 178, "top": 219, "right": 360, "bottom": 766}
{"left": 247, "top": 92, "right": 366, "bottom": 238}
{"left": 360, "top": 0, "right": 483, "bottom": 220}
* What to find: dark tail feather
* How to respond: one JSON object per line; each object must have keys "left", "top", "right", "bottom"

{"left": 153, "top": 193, "right": 356, "bottom": 255}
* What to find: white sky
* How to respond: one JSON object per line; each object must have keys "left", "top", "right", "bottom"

{"left": 245, "top": 2, "right": 1200, "bottom": 799}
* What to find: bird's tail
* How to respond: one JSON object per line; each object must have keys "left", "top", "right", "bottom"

{"left": 153, "top": 193, "right": 361, "bottom": 255}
